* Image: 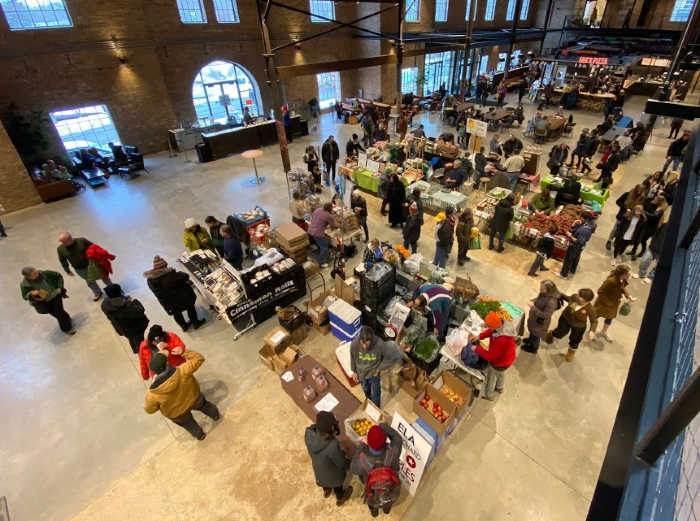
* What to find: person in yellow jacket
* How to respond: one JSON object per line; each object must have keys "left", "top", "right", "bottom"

{"left": 144, "top": 349, "right": 220, "bottom": 440}
{"left": 183, "top": 218, "right": 214, "bottom": 252}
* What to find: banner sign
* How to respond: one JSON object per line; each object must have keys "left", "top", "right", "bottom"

{"left": 390, "top": 412, "right": 433, "bottom": 496}
{"left": 227, "top": 278, "right": 298, "bottom": 322}
{"left": 466, "top": 118, "right": 487, "bottom": 138}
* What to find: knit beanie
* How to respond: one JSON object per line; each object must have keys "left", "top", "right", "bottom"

{"left": 149, "top": 353, "right": 167, "bottom": 374}
{"left": 316, "top": 411, "right": 338, "bottom": 436}
{"left": 153, "top": 255, "right": 167, "bottom": 270}
{"left": 484, "top": 311, "right": 503, "bottom": 330}
{"left": 147, "top": 324, "right": 165, "bottom": 344}
{"left": 366, "top": 425, "right": 387, "bottom": 451}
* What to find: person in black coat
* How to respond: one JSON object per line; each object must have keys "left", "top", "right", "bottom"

{"left": 489, "top": 195, "right": 514, "bottom": 252}
{"left": 144, "top": 255, "right": 204, "bottom": 332}
{"left": 548, "top": 143, "right": 569, "bottom": 175}
{"left": 386, "top": 174, "right": 406, "bottom": 227}
{"left": 321, "top": 135, "right": 340, "bottom": 186}
{"left": 101, "top": 283, "right": 149, "bottom": 353}
{"left": 528, "top": 225, "right": 557, "bottom": 276}
{"left": 434, "top": 207, "right": 455, "bottom": 268}
{"left": 597, "top": 143, "right": 621, "bottom": 189}
{"left": 554, "top": 176, "right": 581, "bottom": 207}
{"left": 612, "top": 206, "right": 645, "bottom": 261}
{"left": 403, "top": 203, "right": 422, "bottom": 253}
{"left": 568, "top": 129, "right": 591, "bottom": 169}
{"left": 220, "top": 225, "right": 243, "bottom": 270}
{"left": 304, "top": 411, "right": 353, "bottom": 506}
{"left": 630, "top": 195, "right": 667, "bottom": 259}
{"left": 345, "top": 134, "right": 365, "bottom": 158}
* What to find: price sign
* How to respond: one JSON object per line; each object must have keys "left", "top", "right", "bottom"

{"left": 390, "top": 412, "right": 433, "bottom": 495}
{"left": 467, "top": 118, "right": 487, "bottom": 138}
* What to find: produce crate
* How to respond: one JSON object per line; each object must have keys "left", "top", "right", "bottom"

{"left": 343, "top": 399, "right": 386, "bottom": 444}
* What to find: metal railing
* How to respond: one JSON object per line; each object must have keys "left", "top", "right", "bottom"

{"left": 587, "top": 128, "right": 699, "bottom": 521}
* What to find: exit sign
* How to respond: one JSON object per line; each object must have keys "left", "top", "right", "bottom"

{"left": 578, "top": 56, "right": 609, "bottom": 65}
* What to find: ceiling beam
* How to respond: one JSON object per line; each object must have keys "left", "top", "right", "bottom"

{"left": 276, "top": 54, "right": 397, "bottom": 79}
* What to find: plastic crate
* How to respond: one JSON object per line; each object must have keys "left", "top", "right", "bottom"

{"left": 360, "top": 262, "right": 396, "bottom": 304}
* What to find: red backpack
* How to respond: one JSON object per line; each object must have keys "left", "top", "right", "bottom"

{"left": 359, "top": 450, "right": 401, "bottom": 509}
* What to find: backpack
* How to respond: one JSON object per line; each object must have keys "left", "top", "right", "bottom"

{"left": 359, "top": 450, "right": 401, "bottom": 509}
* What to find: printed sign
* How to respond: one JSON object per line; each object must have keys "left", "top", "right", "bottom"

{"left": 227, "top": 278, "right": 299, "bottom": 321}
{"left": 578, "top": 56, "right": 608, "bottom": 65}
{"left": 466, "top": 118, "right": 487, "bottom": 138}
{"left": 390, "top": 412, "right": 433, "bottom": 496}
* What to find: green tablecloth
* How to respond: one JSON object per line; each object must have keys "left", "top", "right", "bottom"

{"left": 540, "top": 175, "right": 610, "bottom": 206}
{"left": 354, "top": 169, "right": 408, "bottom": 194}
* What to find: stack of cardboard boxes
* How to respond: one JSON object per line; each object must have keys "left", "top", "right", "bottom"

{"left": 258, "top": 326, "right": 302, "bottom": 374}
{"left": 275, "top": 223, "right": 310, "bottom": 264}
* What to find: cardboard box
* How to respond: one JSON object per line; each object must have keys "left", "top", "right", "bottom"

{"left": 271, "top": 344, "right": 301, "bottom": 374}
{"left": 335, "top": 276, "right": 357, "bottom": 305}
{"left": 413, "top": 384, "right": 458, "bottom": 436}
{"left": 289, "top": 323, "right": 309, "bottom": 345}
{"left": 431, "top": 371, "right": 472, "bottom": 417}
{"left": 344, "top": 399, "right": 387, "bottom": 444}
{"left": 275, "top": 223, "right": 309, "bottom": 250}
{"left": 264, "top": 326, "right": 290, "bottom": 351}
{"left": 258, "top": 344, "right": 274, "bottom": 370}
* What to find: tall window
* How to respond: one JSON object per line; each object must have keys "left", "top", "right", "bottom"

{"left": 405, "top": 0, "right": 420, "bottom": 22}
{"left": 435, "top": 0, "right": 448, "bottom": 21}
{"left": 177, "top": 0, "right": 206, "bottom": 23}
{"left": 213, "top": 0, "right": 239, "bottom": 22}
{"left": 316, "top": 72, "right": 341, "bottom": 109}
{"left": 497, "top": 52, "right": 507, "bottom": 72}
{"left": 506, "top": 0, "right": 516, "bottom": 20}
{"left": 512, "top": 49, "right": 522, "bottom": 68}
{"left": 310, "top": 0, "right": 334, "bottom": 22}
{"left": 192, "top": 61, "right": 262, "bottom": 124}
{"left": 465, "top": 0, "right": 473, "bottom": 20}
{"left": 50, "top": 105, "right": 120, "bottom": 155}
{"left": 484, "top": 0, "right": 496, "bottom": 20}
{"left": 478, "top": 55, "right": 489, "bottom": 75}
{"left": 1, "top": 0, "right": 72, "bottom": 30}
{"left": 670, "top": 0, "right": 695, "bottom": 21}
{"left": 519, "top": 0, "right": 530, "bottom": 19}
{"left": 424, "top": 52, "right": 454, "bottom": 95}
{"left": 401, "top": 67, "right": 419, "bottom": 94}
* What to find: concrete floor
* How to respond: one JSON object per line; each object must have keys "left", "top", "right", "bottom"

{"left": 0, "top": 92, "right": 683, "bottom": 521}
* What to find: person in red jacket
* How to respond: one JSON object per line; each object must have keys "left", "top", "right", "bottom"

{"left": 139, "top": 324, "right": 186, "bottom": 380}
{"left": 470, "top": 311, "right": 516, "bottom": 400}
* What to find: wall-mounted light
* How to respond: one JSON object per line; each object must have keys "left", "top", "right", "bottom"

{"left": 295, "top": 42, "right": 302, "bottom": 50}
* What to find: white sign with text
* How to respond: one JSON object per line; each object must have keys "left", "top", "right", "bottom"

{"left": 390, "top": 412, "right": 433, "bottom": 495}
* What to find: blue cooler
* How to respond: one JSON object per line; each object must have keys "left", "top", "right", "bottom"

{"left": 328, "top": 300, "right": 362, "bottom": 342}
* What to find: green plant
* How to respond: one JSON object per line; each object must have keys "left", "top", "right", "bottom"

{"left": 1, "top": 104, "right": 51, "bottom": 159}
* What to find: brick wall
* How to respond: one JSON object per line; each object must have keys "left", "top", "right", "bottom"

{"left": 0, "top": 120, "right": 41, "bottom": 212}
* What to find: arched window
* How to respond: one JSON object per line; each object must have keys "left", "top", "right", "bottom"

{"left": 192, "top": 61, "right": 261, "bottom": 125}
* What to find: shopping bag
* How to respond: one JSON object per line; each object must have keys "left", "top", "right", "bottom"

{"left": 619, "top": 301, "right": 631, "bottom": 316}
{"left": 469, "top": 233, "right": 482, "bottom": 250}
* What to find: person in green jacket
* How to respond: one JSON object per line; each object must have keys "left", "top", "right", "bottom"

{"left": 20, "top": 267, "right": 75, "bottom": 334}
{"left": 204, "top": 216, "right": 225, "bottom": 256}
{"left": 529, "top": 187, "right": 554, "bottom": 215}
{"left": 183, "top": 218, "right": 214, "bottom": 253}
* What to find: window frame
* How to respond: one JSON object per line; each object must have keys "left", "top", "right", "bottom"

{"left": 192, "top": 61, "right": 262, "bottom": 125}
{"left": 497, "top": 52, "right": 507, "bottom": 72}
{"left": 213, "top": 0, "right": 240, "bottom": 23}
{"left": 435, "top": 0, "right": 448, "bottom": 22}
{"left": 50, "top": 105, "right": 121, "bottom": 155}
{"left": 176, "top": 0, "right": 207, "bottom": 24}
{"left": 484, "top": 0, "right": 496, "bottom": 21}
{"left": 669, "top": 0, "right": 694, "bottom": 21}
{"left": 465, "top": 0, "right": 474, "bottom": 20}
{"left": 401, "top": 67, "right": 419, "bottom": 95}
{"left": 519, "top": 0, "right": 530, "bottom": 20}
{"left": 405, "top": 0, "right": 420, "bottom": 22}
{"left": 309, "top": 0, "right": 335, "bottom": 22}
{"left": 478, "top": 55, "right": 489, "bottom": 75}
{"left": 424, "top": 51, "right": 454, "bottom": 95}
{"left": 0, "top": 0, "right": 72, "bottom": 31}
{"left": 316, "top": 71, "right": 342, "bottom": 110}
{"left": 506, "top": 0, "right": 515, "bottom": 21}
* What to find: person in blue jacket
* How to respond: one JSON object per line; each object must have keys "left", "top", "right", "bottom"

{"left": 411, "top": 283, "right": 453, "bottom": 341}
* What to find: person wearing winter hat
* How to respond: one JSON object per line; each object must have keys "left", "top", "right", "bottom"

{"left": 183, "top": 218, "right": 214, "bottom": 253}
{"left": 144, "top": 255, "right": 205, "bottom": 332}
{"left": 304, "top": 411, "right": 353, "bottom": 506}
{"left": 138, "top": 324, "right": 187, "bottom": 380}
{"left": 144, "top": 348, "right": 219, "bottom": 440}
{"left": 350, "top": 423, "right": 402, "bottom": 517}
{"left": 469, "top": 311, "right": 516, "bottom": 400}
{"left": 101, "top": 283, "right": 149, "bottom": 353}
{"left": 403, "top": 203, "right": 422, "bottom": 254}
